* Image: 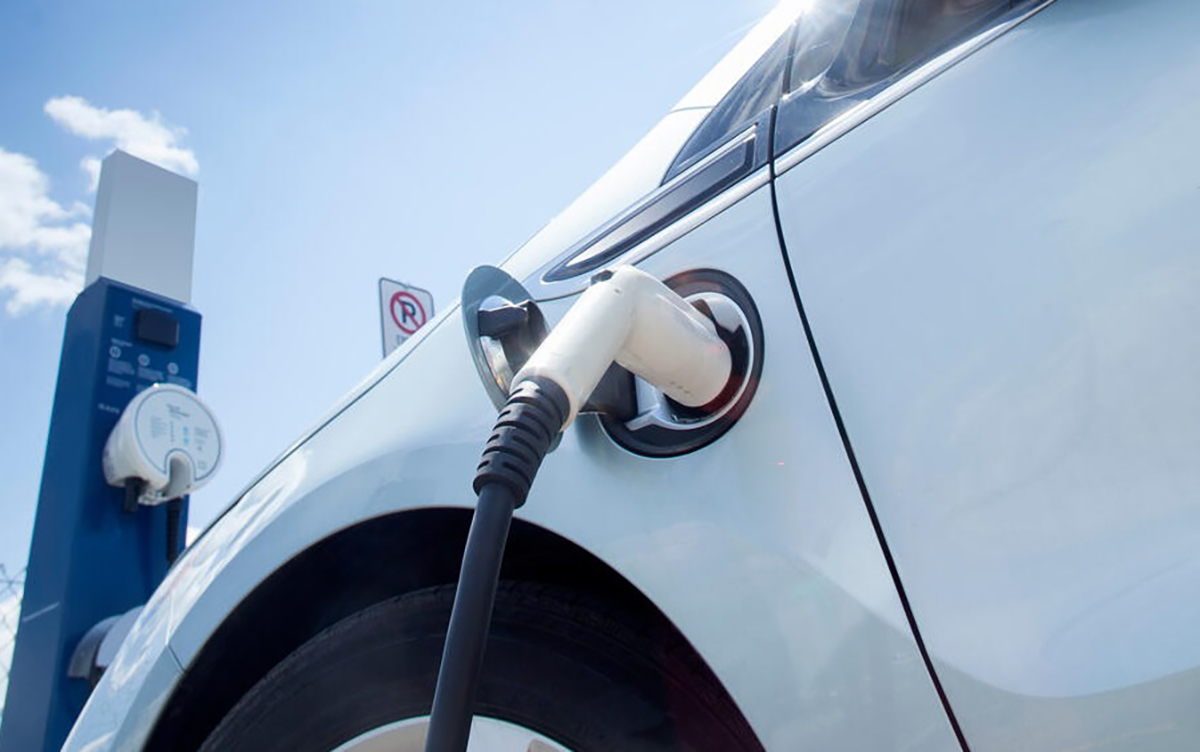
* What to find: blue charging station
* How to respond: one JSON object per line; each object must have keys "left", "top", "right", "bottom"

{"left": 0, "top": 152, "right": 203, "bottom": 752}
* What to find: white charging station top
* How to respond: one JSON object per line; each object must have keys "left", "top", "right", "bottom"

{"left": 85, "top": 150, "right": 197, "bottom": 304}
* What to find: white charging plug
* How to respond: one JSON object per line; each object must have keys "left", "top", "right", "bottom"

{"left": 511, "top": 266, "right": 732, "bottom": 429}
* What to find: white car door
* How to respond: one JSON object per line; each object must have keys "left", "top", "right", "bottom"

{"left": 773, "top": 0, "right": 1200, "bottom": 749}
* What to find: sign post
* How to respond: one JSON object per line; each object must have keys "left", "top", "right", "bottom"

{"left": 379, "top": 278, "right": 434, "bottom": 357}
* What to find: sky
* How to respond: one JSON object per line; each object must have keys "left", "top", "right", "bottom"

{"left": 0, "top": 1, "right": 777, "bottom": 596}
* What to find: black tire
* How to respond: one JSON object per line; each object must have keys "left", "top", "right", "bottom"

{"left": 199, "top": 582, "right": 763, "bottom": 752}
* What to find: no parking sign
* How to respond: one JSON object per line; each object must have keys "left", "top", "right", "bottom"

{"left": 379, "top": 278, "right": 434, "bottom": 357}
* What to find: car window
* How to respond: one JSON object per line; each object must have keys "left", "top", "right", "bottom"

{"left": 789, "top": 0, "right": 861, "bottom": 94}
{"left": 777, "top": 0, "right": 1017, "bottom": 153}
{"left": 891, "top": 0, "right": 1013, "bottom": 72}
{"left": 664, "top": 31, "right": 793, "bottom": 182}
{"left": 827, "top": 0, "right": 1011, "bottom": 90}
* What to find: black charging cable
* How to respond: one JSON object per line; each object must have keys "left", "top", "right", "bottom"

{"left": 424, "top": 376, "right": 570, "bottom": 752}
{"left": 123, "top": 479, "right": 184, "bottom": 565}
{"left": 166, "top": 498, "right": 183, "bottom": 565}
{"left": 122, "top": 478, "right": 145, "bottom": 514}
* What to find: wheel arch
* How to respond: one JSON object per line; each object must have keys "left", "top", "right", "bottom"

{"left": 143, "top": 507, "right": 738, "bottom": 751}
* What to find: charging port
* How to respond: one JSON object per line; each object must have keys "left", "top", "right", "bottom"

{"left": 600, "top": 268, "right": 763, "bottom": 457}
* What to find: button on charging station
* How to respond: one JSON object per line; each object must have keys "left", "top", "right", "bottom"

{"left": 135, "top": 309, "right": 180, "bottom": 348}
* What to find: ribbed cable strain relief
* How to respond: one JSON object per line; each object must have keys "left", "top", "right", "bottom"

{"left": 473, "top": 376, "right": 570, "bottom": 507}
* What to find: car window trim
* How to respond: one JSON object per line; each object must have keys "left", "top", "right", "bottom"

{"left": 542, "top": 123, "right": 761, "bottom": 283}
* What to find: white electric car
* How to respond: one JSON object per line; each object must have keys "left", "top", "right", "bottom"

{"left": 65, "top": 0, "right": 1200, "bottom": 749}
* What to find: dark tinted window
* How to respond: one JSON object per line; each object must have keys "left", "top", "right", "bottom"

{"left": 789, "top": 0, "right": 860, "bottom": 93}
{"left": 891, "top": 0, "right": 1013, "bottom": 71}
{"left": 778, "top": 0, "right": 1018, "bottom": 153}
{"left": 665, "top": 32, "right": 792, "bottom": 181}
{"left": 843, "top": 0, "right": 1011, "bottom": 88}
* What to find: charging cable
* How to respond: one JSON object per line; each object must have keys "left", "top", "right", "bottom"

{"left": 424, "top": 266, "right": 732, "bottom": 752}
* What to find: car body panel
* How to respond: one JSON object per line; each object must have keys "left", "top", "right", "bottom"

{"left": 66, "top": 179, "right": 960, "bottom": 750}
{"left": 670, "top": 0, "right": 803, "bottom": 112}
{"left": 774, "top": 0, "right": 1200, "bottom": 748}
{"left": 501, "top": 108, "right": 709, "bottom": 287}
{"left": 63, "top": 595, "right": 179, "bottom": 752}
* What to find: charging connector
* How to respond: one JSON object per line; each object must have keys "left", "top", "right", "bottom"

{"left": 425, "top": 266, "right": 733, "bottom": 752}
{"left": 513, "top": 266, "right": 733, "bottom": 426}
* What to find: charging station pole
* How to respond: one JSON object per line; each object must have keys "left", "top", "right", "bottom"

{"left": 0, "top": 151, "right": 201, "bottom": 752}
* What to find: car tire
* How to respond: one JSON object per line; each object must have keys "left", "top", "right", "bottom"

{"left": 198, "top": 582, "right": 763, "bottom": 751}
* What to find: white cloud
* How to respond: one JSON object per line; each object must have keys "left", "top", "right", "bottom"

{"left": 81, "top": 156, "right": 102, "bottom": 193}
{"left": 0, "top": 258, "right": 85, "bottom": 314}
{"left": 45, "top": 96, "right": 199, "bottom": 180}
{"left": 0, "top": 148, "right": 90, "bottom": 314}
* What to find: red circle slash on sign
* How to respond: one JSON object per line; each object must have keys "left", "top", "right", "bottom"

{"left": 390, "top": 291, "right": 428, "bottom": 335}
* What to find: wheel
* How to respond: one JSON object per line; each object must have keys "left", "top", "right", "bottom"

{"left": 199, "top": 582, "right": 763, "bottom": 751}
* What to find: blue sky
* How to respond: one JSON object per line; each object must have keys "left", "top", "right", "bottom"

{"left": 0, "top": 1, "right": 775, "bottom": 578}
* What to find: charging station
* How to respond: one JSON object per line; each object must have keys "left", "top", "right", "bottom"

{"left": 0, "top": 151, "right": 206, "bottom": 752}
